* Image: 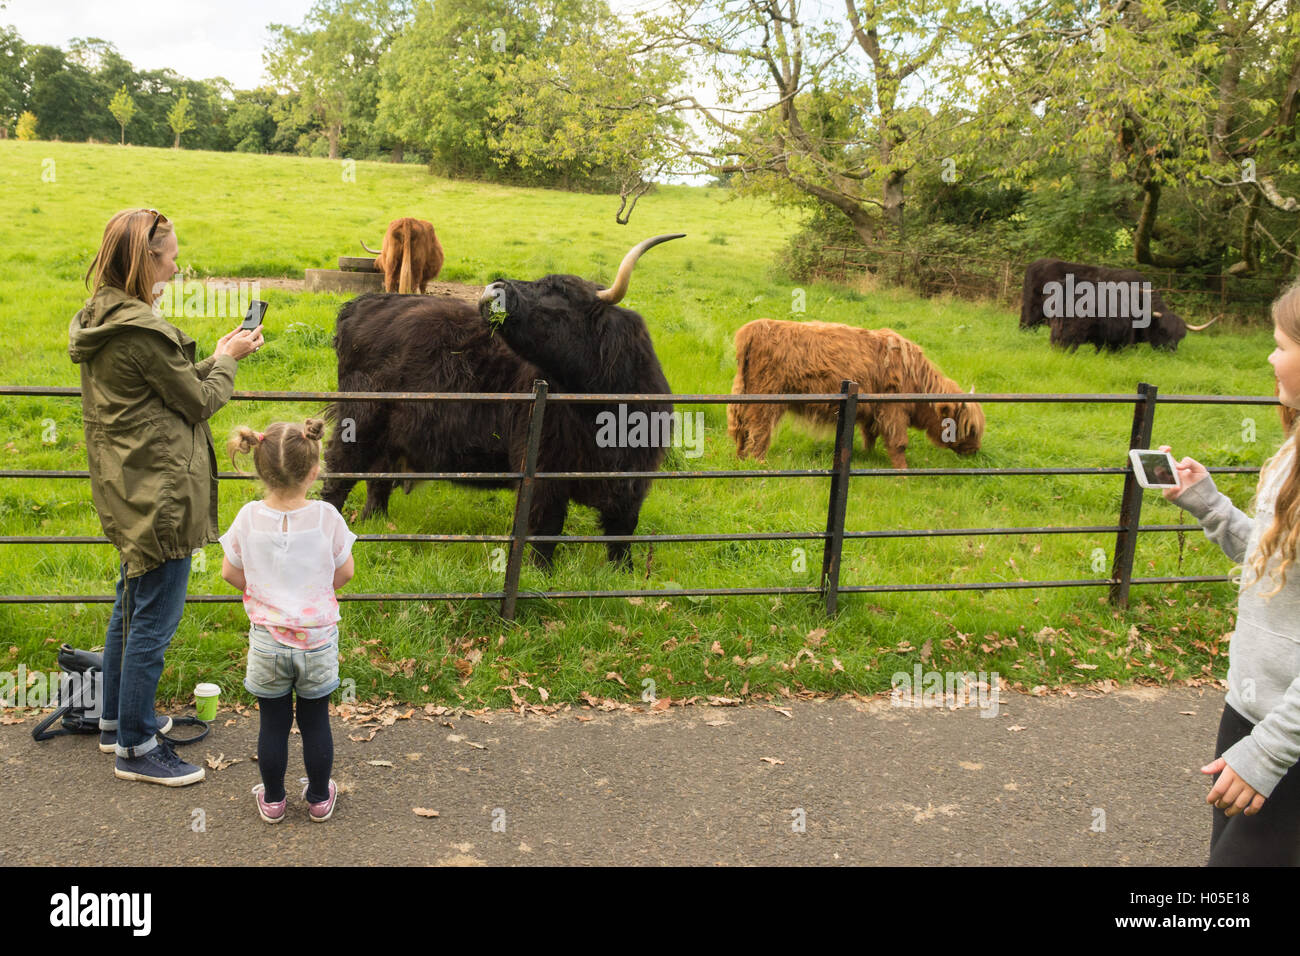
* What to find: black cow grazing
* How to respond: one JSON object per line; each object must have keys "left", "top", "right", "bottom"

{"left": 1019, "top": 257, "right": 1216, "bottom": 351}
{"left": 320, "top": 234, "right": 685, "bottom": 570}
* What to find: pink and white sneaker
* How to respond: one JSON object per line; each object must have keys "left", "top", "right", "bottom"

{"left": 252, "top": 783, "right": 287, "bottom": 823}
{"left": 302, "top": 779, "right": 337, "bottom": 821}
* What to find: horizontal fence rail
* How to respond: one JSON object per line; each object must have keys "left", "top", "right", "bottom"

{"left": 0, "top": 383, "right": 1284, "bottom": 618}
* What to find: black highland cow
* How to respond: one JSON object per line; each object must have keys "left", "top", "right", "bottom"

{"left": 1019, "top": 257, "right": 1216, "bottom": 351}
{"left": 320, "top": 234, "right": 684, "bottom": 570}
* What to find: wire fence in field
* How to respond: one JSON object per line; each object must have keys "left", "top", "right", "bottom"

{"left": 0, "top": 382, "right": 1285, "bottom": 620}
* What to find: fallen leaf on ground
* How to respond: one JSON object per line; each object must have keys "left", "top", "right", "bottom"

{"left": 205, "top": 753, "right": 240, "bottom": 771}
{"left": 760, "top": 756, "right": 784, "bottom": 765}
{"left": 412, "top": 807, "right": 440, "bottom": 818}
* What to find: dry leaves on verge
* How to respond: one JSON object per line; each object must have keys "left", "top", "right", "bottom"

{"left": 413, "top": 808, "right": 440, "bottom": 818}
{"left": 205, "top": 753, "right": 240, "bottom": 771}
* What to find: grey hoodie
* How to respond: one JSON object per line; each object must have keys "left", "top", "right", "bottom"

{"left": 1170, "top": 437, "right": 1300, "bottom": 796}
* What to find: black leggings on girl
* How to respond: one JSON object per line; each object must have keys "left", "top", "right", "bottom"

{"left": 257, "top": 691, "right": 334, "bottom": 804}
{"left": 1208, "top": 702, "right": 1300, "bottom": 866}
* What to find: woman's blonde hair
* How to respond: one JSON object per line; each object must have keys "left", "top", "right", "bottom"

{"left": 83, "top": 207, "right": 174, "bottom": 304}
{"left": 1247, "top": 281, "right": 1300, "bottom": 597}
{"left": 227, "top": 419, "right": 327, "bottom": 495}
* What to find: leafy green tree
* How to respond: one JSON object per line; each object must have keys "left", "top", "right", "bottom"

{"left": 636, "top": 0, "right": 994, "bottom": 245}
{"left": 266, "top": 0, "right": 409, "bottom": 159}
{"left": 108, "top": 84, "right": 135, "bottom": 144}
{"left": 24, "top": 45, "right": 109, "bottom": 141}
{"left": 487, "top": 20, "right": 688, "bottom": 216}
{"left": 377, "top": 0, "right": 624, "bottom": 182}
{"left": 0, "top": 25, "right": 25, "bottom": 131}
{"left": 168, "top": 94, "right": 195, "bottom": 147}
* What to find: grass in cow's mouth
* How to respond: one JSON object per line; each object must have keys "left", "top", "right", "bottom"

{"left": 0, "top": 140, "right": 1272, "bottom": 712}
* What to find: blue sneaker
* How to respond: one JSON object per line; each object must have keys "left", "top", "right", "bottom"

{"left": 99, "top": 715, "right": 175, "bottom": 754}
{"left": 114, "top": 738, "right": 205, "bottom": 786}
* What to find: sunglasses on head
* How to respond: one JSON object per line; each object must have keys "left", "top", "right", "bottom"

{"left": 143, "top": 208, "right": 168, "bottom": 240}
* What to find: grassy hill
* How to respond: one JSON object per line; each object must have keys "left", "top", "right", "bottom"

{"left": 0, "top": 140, "right": 1284, "bottom": 708}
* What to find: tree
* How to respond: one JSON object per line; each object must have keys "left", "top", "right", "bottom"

{"left": 487, "top": 18, "right": 688, "bottom": 217}
{"left": 108, "top": 84, "right": 135, "bottom": 144}
{"left": 266, "top": 0, "right": 408, "bottom": 159}
{"left": 634, "top": 0, "right": 994, "bottom": 245}
{"left": 377, "top": 0, "right": 631, "bottom": 183}
{"left": 0, "top": 25, "right": 24, "bottom": 131}
{"left": 167, "top": 94, "right": 195, "bottom": 147}
{"left": 25, "top": 44, "right": 109, "bottom": 142}
{"left": 15, "top": 110, "right": 36, "bottom": 140}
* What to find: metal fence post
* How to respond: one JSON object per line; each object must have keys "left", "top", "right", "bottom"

{"left": 1109, "top": 381, "right": 1158, "bottom": 608}
{"left": 501, "top": 380, "right": 548, "bottom": 621}
{"left": 820, "top": 380, "right": 858, "bottom": 615}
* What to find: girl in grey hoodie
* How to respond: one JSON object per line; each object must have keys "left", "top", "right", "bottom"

{"left": 1163, "top": 282, "right": 1300, "bottom": 865}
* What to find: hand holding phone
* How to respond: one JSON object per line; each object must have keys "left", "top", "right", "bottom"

{"left": 241, "top": 300, "right": 268, "bottom": 331}
{"left": 1130, "top": 448, "right": 1181, "bottom": 489}
{"left": 1144, "top": 445, "right": 1210, "bottom": 500}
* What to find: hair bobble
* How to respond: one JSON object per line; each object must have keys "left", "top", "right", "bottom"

{"left": 255, "top": 431, "right": 266, "bottom": 443}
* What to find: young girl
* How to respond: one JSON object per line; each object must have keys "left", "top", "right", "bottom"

{"left": 1163, "top": 282, "right": 1300, "bottom": 866}
{"left": 219, "top": 418, "right": 356, "bottom": 822}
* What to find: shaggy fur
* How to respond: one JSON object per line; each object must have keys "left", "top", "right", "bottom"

{"left": 320, "top": 276, "right": 672, "bottom": 570}
{"left": 727, "top": 318, "right": 984, "bottom": 468}
{"left": 373, "top": 217, "right": 444, "bottom": 294}
{"left": 1020, "top": 258, "right": 1188, "bottom": 351}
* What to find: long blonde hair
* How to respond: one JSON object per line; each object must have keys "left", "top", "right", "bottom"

{"left": 1247, "top": 282, "right": 1300, "bottom": 597}
{"left": 83, "top": 208, "right": 173, "bottom": 304}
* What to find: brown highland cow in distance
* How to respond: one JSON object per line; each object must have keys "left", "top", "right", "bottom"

{"left": 361, "top": 217, "right": 444, "bottom": 293}
{"left": 727, "top": 318, "right": 984, "bottom": 469}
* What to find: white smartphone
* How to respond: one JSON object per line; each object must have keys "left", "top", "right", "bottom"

{"left": 1129, "top": 449, "right": 1181, "bottom": 489}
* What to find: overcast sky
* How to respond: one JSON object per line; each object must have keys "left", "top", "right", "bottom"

{"left": 3, "top": 0, "right": 664, "bottom": 89}
{"left": 6, "top": 0, "right": 324, "bottom": 87}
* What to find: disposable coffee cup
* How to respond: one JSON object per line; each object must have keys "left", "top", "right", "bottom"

{"left": 194, "top": 682, "right": 220, "bottom": 721}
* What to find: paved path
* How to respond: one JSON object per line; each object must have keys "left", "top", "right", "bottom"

{"left": 0, "top": 685, "right": 1224, "bottom": 865}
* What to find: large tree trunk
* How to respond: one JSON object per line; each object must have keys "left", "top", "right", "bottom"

{"left": 390, "top": 144, "right": 403, "bottom": 163}
{"left": 328, "top": 124, "right": 340, "bottom": 160}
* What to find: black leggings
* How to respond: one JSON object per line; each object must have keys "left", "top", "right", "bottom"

{"left": 1208, "top": 702, "right": 1300, "bottom": 866}
{"left": 257, "top": 692, "right": 333, "bottom": 804}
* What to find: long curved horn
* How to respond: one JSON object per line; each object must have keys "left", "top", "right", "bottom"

{"left": 360, "top": 239, "right": 381, "bottom": 255}
{"left": 595, "top": 233, "right": 686, "bottom": 304}
{"left": 1186, "top": 313, "right": 1221, "bottom": 332}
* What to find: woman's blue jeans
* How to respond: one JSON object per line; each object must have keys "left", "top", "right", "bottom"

{"left": 98, "top": 555, "right": 191, "bottom": 757}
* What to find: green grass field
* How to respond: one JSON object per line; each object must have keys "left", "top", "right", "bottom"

{"left": 0, "top": 140, "right": 1286, "bottom": 709}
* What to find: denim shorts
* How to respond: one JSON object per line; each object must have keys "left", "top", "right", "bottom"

{"left": 244, "top": 623, "right": 341, "bottom": 700}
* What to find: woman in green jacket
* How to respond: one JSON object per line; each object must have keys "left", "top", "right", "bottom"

{"left": 68, "top": 208, "right": 262, "bottom": 786}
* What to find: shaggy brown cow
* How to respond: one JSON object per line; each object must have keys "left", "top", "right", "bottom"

{"left": 727, "top": 318, "right": 984, "bottom": 468}
{"left": 361, "top": 217, "right": 444, "bottom": 293}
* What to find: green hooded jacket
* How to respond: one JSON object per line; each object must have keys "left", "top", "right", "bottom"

{"left": 68, "top": 285, "right": 239, "bottom": 579}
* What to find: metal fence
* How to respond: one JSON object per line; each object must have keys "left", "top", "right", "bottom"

{"left": 0, "top": 382, "right": 1284, "bottom": 621}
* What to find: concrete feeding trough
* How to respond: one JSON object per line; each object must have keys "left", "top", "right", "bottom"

{"left": 304, "top": 256, "right": 385, "bottom": 293}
